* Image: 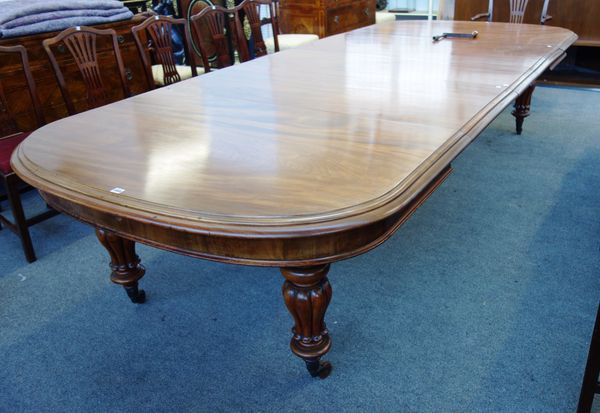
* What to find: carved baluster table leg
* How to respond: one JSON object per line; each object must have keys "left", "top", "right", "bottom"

{"left": 281, "top": 264, "right": 333, "bottom": 378}
{"left": 512, "top": 84, "right": 536, "bottom": 135}
{"left": 96, "top": 228, "right": 146, "bottom": 303}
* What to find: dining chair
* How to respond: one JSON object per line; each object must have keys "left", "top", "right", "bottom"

{"left": 239, "top": 0, "right": 278, "bottom": 58}
{"left": 470, "top": 0, "right": 552, "bottom": 24}
{"left": 190, "top": 5, "right": 250, "bottom": 71}
{"left": 471, "top": 0, "right": 549, "bottom": 135}
{"left": 43, "top": 26, "right": 131, "bottom": 115}
{"left": 132, "top": 14, "right": 199, "bottom": 89}
{"left": 471, "top": 0, "right": 533, "bottom": 23}
{"left": 0, "top": 45, "right": 58, "bottom": 263}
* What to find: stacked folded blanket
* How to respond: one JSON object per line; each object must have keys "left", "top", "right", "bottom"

{"left": 0, "top": 0, "right": 133, "bottom": 38}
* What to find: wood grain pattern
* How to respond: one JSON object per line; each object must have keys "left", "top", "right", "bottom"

{"left": 280, "top": 0, "right": 375, "bottom": 38}
{"left": 13, "top": 21, "right": 576, "bottom": 265}
{"left": 545, "top": 0, "right": 600, "bottom": 46}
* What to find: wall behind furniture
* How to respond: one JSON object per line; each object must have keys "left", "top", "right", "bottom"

{"left": 387, "top": 0, "right": 440, "bottom": 11}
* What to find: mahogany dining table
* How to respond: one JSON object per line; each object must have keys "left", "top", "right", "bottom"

{"left": 11, "top": 20, "right": 577, "bottom": 378}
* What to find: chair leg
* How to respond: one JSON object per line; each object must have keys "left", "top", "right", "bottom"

{"left": 577, "top": 303, "right": 600, "bottom": 413}
{"left": 3, "top": 173, "right": 36, "bottom": 263}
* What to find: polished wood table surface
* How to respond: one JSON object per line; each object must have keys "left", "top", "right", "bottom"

{"left": 12, "top": 20, "right": 576, "bottom": 378}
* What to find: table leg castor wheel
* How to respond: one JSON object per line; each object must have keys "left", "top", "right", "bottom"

{"left": 305, "top": 358, "right": 332, "bottom": 379}
{"left": 125, "top": 286, "right": 146, "bottom": 304}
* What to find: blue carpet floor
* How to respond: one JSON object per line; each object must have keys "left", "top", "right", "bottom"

{"left": 1, "top": 86, "right": 599, "bottom": 412}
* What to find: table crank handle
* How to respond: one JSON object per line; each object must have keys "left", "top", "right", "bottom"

{"left": 433, "top": 31, "right": 479, "bottom": 42}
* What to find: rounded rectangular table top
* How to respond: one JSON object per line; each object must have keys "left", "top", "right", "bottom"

{"left": 13, "top": 20, "right": 576, "bottom": 233}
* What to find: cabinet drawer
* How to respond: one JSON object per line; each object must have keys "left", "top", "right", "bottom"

{"left": 326, "top": 1, "right": 374, "bottom": 36}
{"left": 324, "top": 0, "right": 359, "bottom": 8}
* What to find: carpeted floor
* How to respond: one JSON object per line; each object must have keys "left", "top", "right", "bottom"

{"left": 1, "top": 86, "right": 599, "bottom": 412}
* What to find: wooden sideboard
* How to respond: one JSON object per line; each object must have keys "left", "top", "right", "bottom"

{"left": 0, "top": 18, "right": 148, "bottom": 132}
{"left": 453, "top": 0, "right": 600, "bottom": 46}
{"left": 279, "top": 0, "right": 376, "bottom": 38}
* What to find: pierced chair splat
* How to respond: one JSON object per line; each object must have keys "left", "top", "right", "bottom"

{"left": 190, "top": 5, "right": 250, "bottom": 71}
{"left": 238, "top": 0, "right": 280, "bottom": 58}
{"left": 43, "top": 26, "right": 131, "bottom": 115}
{"left": 132, "top": 14, "right": 199, "bottom": 89}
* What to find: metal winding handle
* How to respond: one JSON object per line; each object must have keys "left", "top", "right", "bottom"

{"left": 433, "top": 31, "right": 478, "bottom": 42}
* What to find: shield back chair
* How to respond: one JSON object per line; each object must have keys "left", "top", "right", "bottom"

{"left": 0, "top": 45, "right": 58, "bottom": 263}
{"left": 239, "top": 0, "right": 279, "bottom": 58}
{"left": 132, "top": 14, "right": 199, "bottom": 90}
{"left": 470, "top": 0, "right": 552, "bottom": 25}
{"left": 190, "top": 5, "right": 250, "bottom": 71}
{"left": 471, "top": 0, "right": 549, "bottom": 135}
{"left": 43, "top": 26, "right": 131, "bottom": 115}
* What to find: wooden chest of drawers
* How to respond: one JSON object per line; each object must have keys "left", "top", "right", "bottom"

{"left": 279, "top": 0, "right": 376, "bottom": 38}
{"left": 0, "top": 18, "right": 148, "bottom": 132}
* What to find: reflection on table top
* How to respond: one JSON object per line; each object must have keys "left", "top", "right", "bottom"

{"left": 14, "top": 21, "right": 576, "bottom": 229}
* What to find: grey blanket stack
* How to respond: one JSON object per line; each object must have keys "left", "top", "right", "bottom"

{"left": 0, "top": 0, "right": 133, "bottom": 38}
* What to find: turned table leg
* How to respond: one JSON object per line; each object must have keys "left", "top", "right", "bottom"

{"left": 281, "top": 264, "right": 333, "bottom": 378}
{"left": 96, "top": 228, "right": 146, "bottom": 303}
{"left": 512, "top": 84, "right": 536, "bottom": 135}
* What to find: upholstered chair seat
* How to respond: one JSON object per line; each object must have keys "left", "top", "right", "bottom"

{"left": 0, "top": 132, "right": 29, "bottom": 174}
{"left": 376, "top": 11, "right": 396, "bottom": 24}
{"left": 265, "top": 33, "right": 318, "bottom": 54}
{"left": 151, "top": 65, "right": 206, "bottom": 86}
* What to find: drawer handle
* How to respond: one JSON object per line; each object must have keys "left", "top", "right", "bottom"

{"left": 125, "top": 68, "right": 133, "bottom": 81}
{"left": 57, "top": 43, "right": 66, "bottom": 54}
{"left": 364, "top": 8, "right": 370, "bottom": 17}
{"left": 334, "top": 15, "right": 340, "bottom": 24}
{"left": 117, "top": 35, "right": 125, "bottom": 44}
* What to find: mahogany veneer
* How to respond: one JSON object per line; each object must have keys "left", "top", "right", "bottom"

{"left": 12, "top": 21, "right": 577, "bottom": 377}
{"left": 279, "top": 0, "right": 376, "bottom": 38}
